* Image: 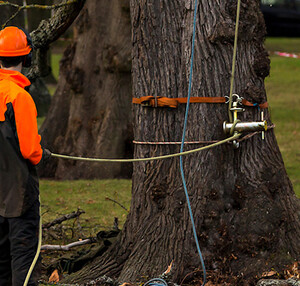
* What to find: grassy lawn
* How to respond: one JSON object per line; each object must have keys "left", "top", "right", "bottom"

{"left": 51, "top": 53, "right": 62, "bottom": 81}
{"left": 40, "top": 38, "right": 299, "bottom": 232}
{"left": 264, "top": 37, "right": 300, "bottom": 197}
{"left": 265, "top": 37, "right": 300, "bottom": 53}
{"left": 40, "top": 179, "right": 131, "bottom": 235}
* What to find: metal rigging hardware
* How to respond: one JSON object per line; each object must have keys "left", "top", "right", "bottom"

{"left": 223, "top": 94, "right": 267, "bottom": 148}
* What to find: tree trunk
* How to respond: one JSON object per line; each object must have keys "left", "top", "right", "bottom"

{"left": 26, "top": 0, "right": 58, "bottom": 86}
{"left": 39, "top": 0, "right": 133, "bottom": 179}
{"left": 26, "top": 0, "right": 57, "bottom": 116}
{"left": 62, "top": 0, "right": 300, "bottom": 285}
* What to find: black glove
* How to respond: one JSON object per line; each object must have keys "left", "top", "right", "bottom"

{"left": 36, "top": 148, "right": 52, "bottom": 168}
{"left": 42, "top": 148, "right": 52, "bottom": 162}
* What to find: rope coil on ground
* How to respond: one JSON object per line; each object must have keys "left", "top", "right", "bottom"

{"left": 143, "top": 278, "right": 168, "bottom": 286}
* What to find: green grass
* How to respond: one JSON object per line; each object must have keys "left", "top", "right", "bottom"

{"left": 37, "top": 117, "right": 45, "bottom": 129}
{"left": 40, "top": 179, "right": 132, "bottom": 235}
{"left": 264, "top": 38, "right": 300, "bottom": 197}
{"left": 51, "top": 53, "right": 63, "bottom": 81}
{"left": 265, "top": 37, "right": 300, "bottom": 53}
{"left": 45, "top": 53, "right": 63, "bottom": 97}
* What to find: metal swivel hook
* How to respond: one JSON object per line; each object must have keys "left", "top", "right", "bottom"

{"left": 223, "top": 94, "right": 267, "bottom": 148}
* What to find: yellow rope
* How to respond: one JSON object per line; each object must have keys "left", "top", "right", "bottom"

{"left": 23, "top": 196, "right": 42, "bottom": 286}
{"left": 51, "top": 133, "right": 241, "bottom": 163}
{"left": 228, "top": 0, "right": 242, "bottom": 123}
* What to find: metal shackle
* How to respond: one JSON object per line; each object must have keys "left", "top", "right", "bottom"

{"left": 223, "top": 121, "right": 267, "bottom": 134}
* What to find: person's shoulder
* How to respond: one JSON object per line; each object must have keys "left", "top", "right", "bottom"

{"left": 2, "top": 80, "right": 33, "bottom": 104}
{"left": 0, "top": 79, "right": 19, "bottom": 102}
{"left": 15, "top": 88, "right": 35, "bottom": 106}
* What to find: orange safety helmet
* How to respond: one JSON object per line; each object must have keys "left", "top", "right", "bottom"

{"left": 0, "top": 26, "right": 32, "bottom": 57}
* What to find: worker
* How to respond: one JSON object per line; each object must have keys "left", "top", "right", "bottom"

{"left": 0, "top": 26, "right": 50, "bottom": 286}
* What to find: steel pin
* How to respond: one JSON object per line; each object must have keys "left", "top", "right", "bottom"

{"left": 261, "top": 111, "right": 265, "bottom": 140}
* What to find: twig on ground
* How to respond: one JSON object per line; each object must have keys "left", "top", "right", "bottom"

{"left": 42, "top": 209, "right": 85, "bottom": 229}
{"left": 41, "top": 238, "right": 96, "bottom": 251}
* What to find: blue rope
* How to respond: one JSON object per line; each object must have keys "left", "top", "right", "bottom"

{"left": 144, "top": 3, "right": 206, "bottom": 286}
{"left": 179, "top": 0, "right": 207, "bottom": 285}
{"left": 144, "top": 278, "right": 168, "bottom": 286}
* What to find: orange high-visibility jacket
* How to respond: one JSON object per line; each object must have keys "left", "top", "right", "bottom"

{"left": 0, "top": 68, "right": 43, "bottom": 217}
{"left": 0, "top": 69, "right": 42, "bottom": 164}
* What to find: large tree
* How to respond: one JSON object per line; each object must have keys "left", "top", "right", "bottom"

{"left": 62, "top": 0, "right": 300, "bottom": 285}
{"left": 39, "top": 0, "right": 133, "bottom": 179}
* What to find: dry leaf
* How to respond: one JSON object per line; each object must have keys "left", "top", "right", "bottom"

{"left": 261, "top": 270, "right": 277, "bottom": 277}
{"left": 164, "top": 260, "right": 173, "bottom": 274}
{"left": 120, "top": 283, "right": 134, "bottom": 286}
{"left": 49, "top": 269, "right": 60, "bottom": 283}
{"left": 292, "top": 262, "right": 299, "bottom": 272}
{"left": 286, "top": 261, "right": 299, "bottom": 278}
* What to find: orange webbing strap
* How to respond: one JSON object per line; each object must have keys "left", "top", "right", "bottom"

{"left": 132, "top": 96, "right": 268, "bottom": 109}
{"left": 132, "top": 96, "right": 226, "bottom": 108}
{"left": 241, "top": 99, "right": 268, "bottom": 109}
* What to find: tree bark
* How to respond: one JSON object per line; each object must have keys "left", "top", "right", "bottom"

{"left": 62, "top": 0, "right": 300, "bottom": 285}
{"left": 39, "top": 0, "right": 133, "bottom": 179}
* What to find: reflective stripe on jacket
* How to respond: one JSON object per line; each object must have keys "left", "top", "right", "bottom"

{"left": 0, "top": 68, "right": 42, "bottom": 217}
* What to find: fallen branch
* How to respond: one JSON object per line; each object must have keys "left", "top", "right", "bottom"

{"left": 41, "top": 238, "right": 95, "bottom": 251}
{"left": 43, "top": 209, "right": 85, "bottom": 229}
{"left": 42, "top": 228, "right": 121, "bottom": 251}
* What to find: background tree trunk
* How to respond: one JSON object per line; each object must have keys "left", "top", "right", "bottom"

{"left": 26, "top": 0, "right": 55, "bottom": 116}
{"left": 27, "top": 0, "right": 52, "bottom": 31}
{"left": 0, "top": 0, "right": 25, "bottom": 27}
{"left": 62, "top": 0, "right": 300, "bottom": 285}
{"left": 39, "top": 0, "right": 133, "bottom": 179}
